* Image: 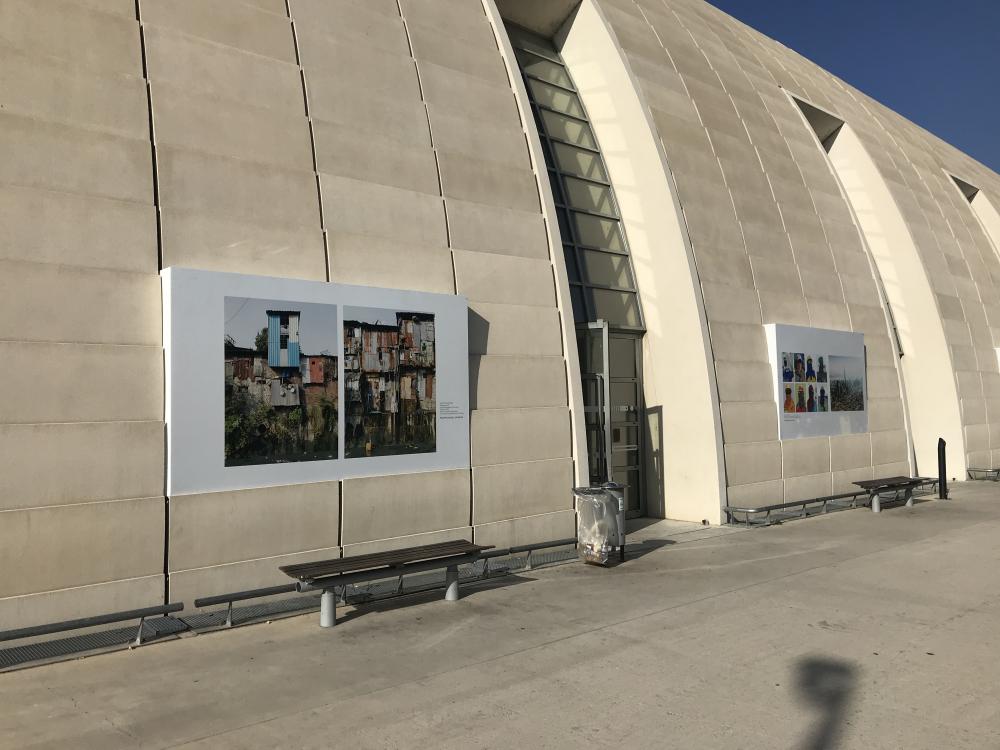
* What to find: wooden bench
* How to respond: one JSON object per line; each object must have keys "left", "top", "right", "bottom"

{"left": 853, "top": 476, "right": 925, "bottom": 513}
{"left": 280, "top": 540, "right": 493, "bottom": 627}
{"left": 967, "top": 467, "right": 1000, "bottom": 481}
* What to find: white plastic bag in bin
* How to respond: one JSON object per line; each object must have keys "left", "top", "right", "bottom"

{"left": 574, "top": 484, "right": 625, "bottom": 565}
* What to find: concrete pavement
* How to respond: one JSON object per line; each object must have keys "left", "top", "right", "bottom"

{"left": 3, "top": 482, "right": 1000, "bottom": 749}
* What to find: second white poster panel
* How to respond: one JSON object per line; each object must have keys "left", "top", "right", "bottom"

{"left": 765, "top": 324, "right": 867, "bottom": 440}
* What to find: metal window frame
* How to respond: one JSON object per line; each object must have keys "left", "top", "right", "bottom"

{"left": 512, "top": 39, "right": 645, "bottom": 331}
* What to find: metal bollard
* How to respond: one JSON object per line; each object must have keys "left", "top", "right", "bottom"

{"left": 938, "top": 438, "right": 948, "bottom": 499}
{"left": 871, "top": 494, "right": 881, "bottom": 513}
{"left": 320, "top": 589, "right": 337, "bottom": 627}
{"left": 444, "top": 565, "right": 459, "bottom": 602}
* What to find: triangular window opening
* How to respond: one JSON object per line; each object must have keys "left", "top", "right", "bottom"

{"left": 792, "top": 97, "right": 845, "bottom": 152}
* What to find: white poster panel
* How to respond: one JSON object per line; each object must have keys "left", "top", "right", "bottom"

{"left": 163, "top": 267, "right": 469, "bottom": 495}
{"left": 765, "top": 324, "right": 867, "bottom": 440}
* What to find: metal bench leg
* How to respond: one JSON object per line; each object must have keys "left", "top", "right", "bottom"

{"left": 134, "top": 616, "right": 146, "bottom": 646}
{"left": 444, "top": 565, "right": 460, "bottom": 602}
{"left": 905, "top": 487, "right": 914, "bottom": 508}
{"left": 320, "top": 589, "right": 337, "bottom": 628}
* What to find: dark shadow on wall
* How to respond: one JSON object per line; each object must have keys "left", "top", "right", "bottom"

{"left": 644, "top": 405, "right": 665, "bottom": 517}
{"left": 468, "top": 309, "right": 489, "bottom": 410}
{"left": 795, "top": 656, "right": 858, "bottom": 750}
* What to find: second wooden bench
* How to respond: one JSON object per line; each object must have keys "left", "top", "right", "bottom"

{"left": 280, "top": 540, "right": 493, "bottom": 628}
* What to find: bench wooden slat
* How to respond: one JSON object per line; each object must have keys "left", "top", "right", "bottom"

{"left": 854, "top": 476, "right": 923, "bottom": 491}
{"left": 279, "top": 540, "right": 492, "bottom": 582}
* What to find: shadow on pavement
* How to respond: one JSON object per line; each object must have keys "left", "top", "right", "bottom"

{"left": 620, "top": 538, "right": 676, "bottom": 562}
{"left": 334, "top": 574, "right": 534, "bottom": 625}
{"left": 795, "top": 656, "right": 858, "bottom": 750}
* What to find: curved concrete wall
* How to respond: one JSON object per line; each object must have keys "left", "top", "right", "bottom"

{"left": 0, "top": 0, "right": 579, "bottom": 628}
{"left": 584, "top": 0, "right": 908, "bottom": 507}
{"left": 560, "top": 0, "right": 1000, "bottom": 509}
{"left": 559, "top": 0, "right": 726, "bottom": 522}
{"left": 0, "top": 0, "right": 164, "bottom": 628}
{"left": 4, "top": 0, "right": 1000, "bottom": 627}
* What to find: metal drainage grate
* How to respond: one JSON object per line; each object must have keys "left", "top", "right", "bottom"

{"left": 0, "top": 616, "right": 188, "bottom": 671}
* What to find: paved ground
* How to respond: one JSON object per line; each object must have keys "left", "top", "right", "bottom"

{"left": 3, "top": 482, "right": 1000, "bottom": 749}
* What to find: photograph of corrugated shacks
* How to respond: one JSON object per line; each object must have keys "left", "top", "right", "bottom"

{"left": 343, "top": 307, "right": 436, "bottom": 458}
{"left": 224, "top": 297, "right": 339, "bottom": 466}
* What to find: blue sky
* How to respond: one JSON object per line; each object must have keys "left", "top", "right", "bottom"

{"left": 225, "top": 297, "right": 338, "bottom": 355}
{"left": 705, "top": 0, "right": 1000, "bottom": 173}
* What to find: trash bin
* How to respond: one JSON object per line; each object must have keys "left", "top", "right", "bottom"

{"left": 573, "top": 482, "right": 626, "bottom": 565}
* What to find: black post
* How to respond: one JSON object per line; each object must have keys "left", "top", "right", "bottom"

{"left": 938, "top": 438, "right": 948, "bottom": 499}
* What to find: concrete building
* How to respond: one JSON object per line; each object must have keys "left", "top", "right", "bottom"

{"left": 2, "top": 0, "right": 1000, "bottom": 629}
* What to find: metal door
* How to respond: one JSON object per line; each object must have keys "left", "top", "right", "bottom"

{"left": 607, "top": 333, "right": 644, "bottom": 517}
{"left": 577, "top": 322, "right": 645, "bottom": 518}
{"left": 577, "top": 321, "right": 612, "bottom": 488}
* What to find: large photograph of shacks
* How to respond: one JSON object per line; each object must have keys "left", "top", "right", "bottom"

{"left": 224, "top": 297, "right": 339, "bottom": 466}
{"left": 343, "top": 306, "right": 436, "bottom": 458}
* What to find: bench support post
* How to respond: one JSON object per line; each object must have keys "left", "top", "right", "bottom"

{"left": 320, "top": 589, "right": 337, "bottom": 627}
{"left": 444, "top": 566, "right": 459, "bottom": 602}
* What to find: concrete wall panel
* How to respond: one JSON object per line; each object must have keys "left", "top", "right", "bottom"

{"left": 472, "top": 458, "right": 573, "bottom": 525}
{"left": 447, "top": 199, "right": 549, "bottom": 259}
{"left": 321, "top": 174, "right": 446, "bottom": 247}
{"left": 341, "top": 470, "right": 470, "bottom": 545}
{"left": 428, "top": 106, "right": 531, "bottom": 169}
{"left": 0, "top": 498, "right": 164, "bottom": 598}
{"left": 0, "top": 342, "right": 162, "bottom": 424}
{"left": 289, "top": 0, "right": 408, "bottom": 55}
{"left": 0, "top": 576, "right": 163, "bottom": 633}
{"left": 0, "top": 421, "right": 164, "bottom": 511}
{"left": 328, "top": 232, "right": 454, "bottom": 294}
{"left": 468, "top": 302, "right": 563, "bottom": 356}
{"left": 296, "top": 29, "right": 419, "bottom": 104}
{"left": 141, "top": 0, "right": 295, "bottom": 63}
{"left": 142, "top": 25, "right": 302, "bottom": 112}
{"left": 406, "top": 21, "right": 508, "bottom": 86}
{"left": 419, "top": 61, "right": 520, "bottom": 127}
{"left": 470, "top": 356, "right": 568, "bottom": 410}
{"left": 473, "top": 509, "right": 576, "bottom": 549}
{"left": 169, "top": 482, "right": 340, "bottom": 572}
{"left": 436, "top": 144, "right": 538, "bottom": 207}
{"left": 157, "top": 147, "right": 319, "bottom": 227}
{"left": 312, "top": 120, "right": 440, "bottom": 196}
{"left": 0, "top": 261, "right": 161, "bottom": 346}
{"left": 160, "top": 208, "right": 327, "bottom": 280}
{"left": 453, "top": 251, "right": 555, "bottom": 307}
{"left": 471, "top": 407, "right": 571, "bottom": 466}
{"left": 152, "top": 85, "right": 314, "bottom": 171}
{"left": 0, "top": 112, "right": 151, "bottom": 203}
{"left": 0, "top": 185, "right": 157, "bottom": 273}
{"left": 783, "top": 472, "right": 833, "bottom": 502}
{"left": 306, "top": 82, "right": 430, "bottom": 148}
{"left": 0, "top": 0, "right": 141, "bottom": 75}
{"left": 0, "top": 47, "right": 147, "bottom": 138}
